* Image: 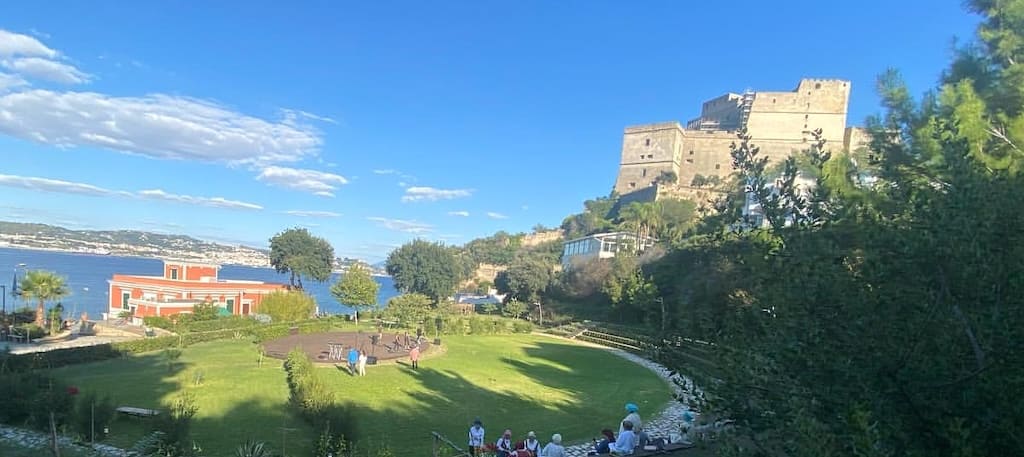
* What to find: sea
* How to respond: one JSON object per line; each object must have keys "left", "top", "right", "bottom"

{"left": 0, "top": 247, "right": 399, "bottom": 320}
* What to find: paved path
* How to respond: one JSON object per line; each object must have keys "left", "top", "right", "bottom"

{"left": 0, "top": 424, "right": 127, "bottom": 457}
{"left": 536, "top": 333, "right": 704, "bottom": 457}
{"left": 1, "top": 334, "right": 136, "bottom": 355}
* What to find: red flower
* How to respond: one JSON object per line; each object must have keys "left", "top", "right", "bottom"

{"left": 66, "top": 386, "right": 79, "bottom": 396}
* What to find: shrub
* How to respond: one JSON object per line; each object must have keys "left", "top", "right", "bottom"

{"left": 191, "top": 301, "right": 220, "bottom": 321}
{"left": 258, "top": 291, "right": 316, "bottom": 323}
{"left": 512, "top": 320, "right": 534, "bottom": 333}
{"left": 179, "top": 316, "right": 257, "bottom": 333}
{"left": 71, "top": 391, "right": 116, "bottom": 442}
{"left": 16, "top": 323, "right": 46, "bottom": 340}
{"left": 143, "top": 316, "right": 175, "bottom": 331}
{"left": 284, "top": 348, "right": 357, "bottom": 451}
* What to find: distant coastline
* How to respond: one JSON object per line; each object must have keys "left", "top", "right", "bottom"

{"left": 0, "top": 243, "right": 270, "bottom": 268}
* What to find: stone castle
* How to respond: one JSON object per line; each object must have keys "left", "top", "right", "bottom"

{"left": 613, "top": 78, "right": 870, "bottom": 201}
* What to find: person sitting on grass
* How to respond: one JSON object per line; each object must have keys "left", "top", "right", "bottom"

{"left": 523, "top": 431, "right": 541, "bottom": 457}
{"left": 541, "top": 433, "right": 566, "bottom": 457}
{"left": 593, "top": 428, "right": 616, "bottom": 454}
{"left": 609, "top": 421, "right": 637, "bottom": 455}
{"left": 496, "top": 429, "right": 514, "bottom": 457}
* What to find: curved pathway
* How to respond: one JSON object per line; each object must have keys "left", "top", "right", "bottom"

{"left": 538, "top": 334, "right": 702, "bottom": 457}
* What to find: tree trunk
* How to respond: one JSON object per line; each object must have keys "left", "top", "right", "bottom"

{"left": 49, "top": 411, "right": 61, "bottom": 457}
{"left": 35, "top": 298, "right": 45, "bottom": 327}
{"left": 289, "top": 271, "right": 296, "bottom": 288}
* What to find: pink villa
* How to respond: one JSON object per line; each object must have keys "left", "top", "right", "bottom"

{"left": 107, "top": 261, "right": 287, "bottom": 318}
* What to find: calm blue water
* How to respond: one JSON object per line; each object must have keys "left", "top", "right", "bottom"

{"left": 0, "top": 247, "right": 398, "bottom": 319}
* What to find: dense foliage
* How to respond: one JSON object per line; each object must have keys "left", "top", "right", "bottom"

{"left": 617, "top": 3, "right": 1024, "bottom": 455}
{"left": 257, "top": 291, "right": 317, "bottom": 322}
{"left": 18, "top": 270, "right": 68, "bottom": 328}
{"left": 330, "top": 264, "right": 379, "bottom": 324}
{"left": 283, "top": 348, "right": 357, "bottom": 454}
{"left": 385, "top": 240, "right": 460, "bottom": 302}
{"left": 381, "top": 293, "right": 433, "bottom": 328}
{"left": 268, "top": 227, "right": 335, "bottom": 289}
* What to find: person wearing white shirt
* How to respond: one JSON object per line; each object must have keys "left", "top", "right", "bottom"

{"left": 468, "top": 419, "right": 485, "bottom": 456}
{"left": 496, "top": 429, "right": 514, "bottom": 457}
{"left": 523, "top": 431, "right": 541, "bottom": 457}
{"left": 357, "top": 350, "right": 368, "bottom": 376}
{"left": 619, "top": 403, "right": 642, "bottom": 436}
{"left": 540, "top": 433, "right": 566, "bottom": 457}
{"left": 610, "top": 421, "right": 637, "bottom": 455}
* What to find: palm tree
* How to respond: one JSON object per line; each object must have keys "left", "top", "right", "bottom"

{"left": 19, "top": 270, "right": 69, "bottom": 328}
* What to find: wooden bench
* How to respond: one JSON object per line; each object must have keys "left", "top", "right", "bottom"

{"left": 116, "top": 406, "right": 160, "bottom": 417}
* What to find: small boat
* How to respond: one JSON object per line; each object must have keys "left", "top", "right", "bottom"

{"left": 17, "top": 263, "right": 26, "bottom": 267}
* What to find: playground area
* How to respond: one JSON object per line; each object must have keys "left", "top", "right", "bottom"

{"left": 261, "top": 330, "right": 431, "bottom": 363}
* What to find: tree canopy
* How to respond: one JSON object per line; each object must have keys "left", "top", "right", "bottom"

{"left": 494, "top": 254, "right": 554, "bottom": 305}
{"left": 268, "top": 228, "right": 335, "bottom": 289}
{"left": 257, "top": 291, "right": 316, "bottom": 323}
{"left": 18, "top": 270, "right": 68, "bottom": 327}
{"left": 385, "top": 240, "right": 461, "bottom": 303}
{"left": 329, "top": 264, "right": 379, "bottom": 325}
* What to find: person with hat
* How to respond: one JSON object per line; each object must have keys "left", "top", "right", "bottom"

{"left": 496, "top": 429, "right": 514, "bottom": 457}
{"left": 468, "top": 418, "right": 485, "bottom": 456}
{"left": 619, "top": 403, "right": 642, "bottom": 436}
{"left": 541, "top": 433, "right": 566, "bottom": 457}
{"left": 523, "top": 431, "right": 541, "bottom": 457}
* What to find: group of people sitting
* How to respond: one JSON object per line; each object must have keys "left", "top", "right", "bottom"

{"left": 467, "top": 402, "right": 649, "bottom": 457}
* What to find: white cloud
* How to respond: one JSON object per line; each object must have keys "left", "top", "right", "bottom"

{"left": 401, "top": 186, "right": 473, "bottom": 203}
{"left": 0, "top": 30, "right": 57, "bottom": 58}
{"left": 284, "top": 210, "right": 342, "bottom": 218}
{"left": 366, "top": 216, "right": 433, "bottom": 234}
{"left": 138, "top": 189, "right": 263, "bottom": 210}
{"left": 486, "top": 212, "right": 508, "bottom": 219}
{"left": 0, "top": 173, "right": 121, "bottom": 196}
{"left": 2, "top": 57, "right": 90, "bottom": 84}
{"left": 0, "top": 73, "right": 28, "bottom": 92}
{"left": 0, "top": 90, "right": 323, "bottom": 165}
{"left": 447, "top": 211, "right": 470, "bottom": 217}
{"left": 398, "top": 181, "right": 408, "bottom": 188}
{"left": 281, "top": 108, "right": 337, "bottom": 125}
{"left": 256, "top": 166, "right": 348, "bottom": 197}
{"left": 0, "top": 173, "right": 263, "bottom": 210}
{"left": 373, "top": 169, "right": 397, "bottom": 175}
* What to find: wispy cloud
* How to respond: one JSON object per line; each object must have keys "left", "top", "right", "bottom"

{"left": 256, "top": 166, "right": 348, "bottom": 197}
{"left": 0, "top": 29, "right": 57, "bottom": 58}
{"left": 284, "top": 210, "right": 342, "bottom": 218}
{"left": 366, "top": 216, "right": 433, "bottom": 234}
{"left": 447, "top": 211, "right": 470, "bottom": 217}
{"left": 1, "top": 57, "right": 91, "bottom": 84}
{"left": 0, "top": 173, "right": 263, "bottom": 211}
{"left": 0, "top": 72, "right": 28, "bottom": 92}
{"left": 486, "top": 212, "right": 509, "bottom": 219}
{"left": 137, "top": 189, "right": 263, "bottom": 210}
{"left": 372, "top": 169, "right": 397, "bottom": 175}
{"left": 0, "top": 173, "right": 124, "bottom": 196}
{"left": 401, "top": 186, "right": 473, "bottom": 203}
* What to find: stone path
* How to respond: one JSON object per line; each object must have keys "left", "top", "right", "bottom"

{"left": 536, "top": 334, "right": 704, "bottom": 457}
{"left": 0, "top": 424, "right": 127, "bottom": 456}
{"left": 1, "top": 334, "right": 136, "bottom": 355}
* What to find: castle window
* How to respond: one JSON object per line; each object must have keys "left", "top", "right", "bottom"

{"left": 815, "top": 83, "right": 821, "bottom": 89}
{"left": 772, "top": 98, "right": 776, "bottom": 103}
{"left": 642, "top": 169, "right": 647, "bottom": 177}
{"left": 715, "top": 164, "right": 721, "bottom": 170}
{"left": 629, "top": 182, "right": 636, "bottom": 188}
{"left": 689, "top": 150, "right": 694, "bottom": 155}
{"left": 649, "top": 154, "right": 654, "bottom": 159}
{"left": 805, "top": 114, "right": 809, "bottom": 119}
{"left": 686, "top": 159, "right": 693, "bottom": 164}
{"left": 645, "top": 138, "right": 651, "bottom": 146}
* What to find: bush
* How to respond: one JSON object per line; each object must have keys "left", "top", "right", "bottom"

{"left": 71, "top": 391, "right": 116, "bottom": 442}
{"left": 191, "top": 301, "right": 221, "bottom": 321}
{"left": 512, "top": 320, "right": 534, "bottom": 333}
{"left": 179, "top": 316, "right": 257, "bottom": 333}
{"left": 16, "top": 323, "right": 46, "bottom": 340}
{"left": 259, "top": 291, "right": 316, "bottom": 323}
{"left": 143, "top": 316, "right": 175, "bottom": 331}
{"left": 284, "top": 348, "right": 357, "bottom": 450}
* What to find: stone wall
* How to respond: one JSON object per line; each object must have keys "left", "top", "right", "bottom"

{"left": 521, "top": 230, "right": 563, "bottom": 247}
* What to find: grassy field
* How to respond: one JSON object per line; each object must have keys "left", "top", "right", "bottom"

{"left": 48, "top": 333, "right": 670, "bottom": 456}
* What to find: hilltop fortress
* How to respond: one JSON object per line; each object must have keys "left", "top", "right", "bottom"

{"left": 613, "top": 78, "right": 870, "bottom": 202}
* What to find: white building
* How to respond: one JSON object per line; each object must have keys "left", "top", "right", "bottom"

{"left": 561, "top": 231, "right": 657, "bottom": 269}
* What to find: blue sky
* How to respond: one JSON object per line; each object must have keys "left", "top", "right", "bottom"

{"left": 0, "top": 1, "right": 979, "bottom": 262}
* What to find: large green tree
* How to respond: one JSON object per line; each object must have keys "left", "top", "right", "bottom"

{"left": 257, "top": 291, "right": 316, "bottom": 322}
{"left": 639, "top": 3, "right": 1024, "bottom": 455}
{"left": 19, "top": 270, "right": 69, "bottom": 328}
{"left": 494, "top": 254, "right": 553, "bottom": 305}
{"left": 385, "top": 240, "right": 461, "bottom": 303}
{"left": 268, "top": 228, "right": 335, "bottom": 289}
{"left": 382, "top": 293, "right": 433, "bottom": 328}
{"left": 329, "top": 264, "right": 379, "bottom": 325}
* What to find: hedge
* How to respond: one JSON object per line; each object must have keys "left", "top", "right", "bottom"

{"left": 0, "top": 319, "right": 337, "bottom": 374}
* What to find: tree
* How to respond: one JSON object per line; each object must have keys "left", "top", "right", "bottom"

{"left": 269, "top": 228, "right": 335, "bottom": 289}
{"left": 190, "top": 301, "right": 219, "bottom": 321}
{"left": 502, "top": 299, "right": 527, "bottom": 319}
{"left": 655, "top": 170, "right": 678, "bottom": 185}
{"left": 257, "top": 291, "right": 316, "bottom": 322}
{"left": 382, "top": 293, "right": 432, "bottom": 328}
{"left": 386, "top": 240, "right": 460, "bottom": 303}
{"left": 329, "top": 264, "right": 379, "bottom": 325}
{"left": 494, "top": 255, "right": 553, "bottom": 304}
{"left": 19, "top": 270, "right": 69, "bottom": 328}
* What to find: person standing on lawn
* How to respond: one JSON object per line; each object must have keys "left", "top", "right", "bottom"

{"left": 357, "top": 350, "right": 368, "bottom": 376}
{"left": 347, "top": 346, "right": 359, "bottom": 375}
{"left": 409, "top": 345, "right": 421, "bottom": 369}
{"left": 468, "top": 418, "right": 485, "bottom": 456}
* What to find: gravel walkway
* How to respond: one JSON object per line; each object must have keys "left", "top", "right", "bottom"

{"left": 536, "top": 334, "right": 703, "bottom": 457}
{"left": 0, "top": 424, "right": 127, "bottom": 456}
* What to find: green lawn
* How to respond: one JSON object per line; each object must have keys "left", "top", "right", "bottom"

{"left": 49, "top": 334, "right": 670, "bottom": 456}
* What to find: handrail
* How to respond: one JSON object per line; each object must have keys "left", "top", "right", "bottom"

{"left": 431, "top": 431, "right": 469, "bottom": 457}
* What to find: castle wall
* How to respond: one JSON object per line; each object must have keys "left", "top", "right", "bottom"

{"left": 614, "top": 122, "right": 685, "bottom": 195}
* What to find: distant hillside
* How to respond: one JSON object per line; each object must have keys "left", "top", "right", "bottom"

{"left": 0, "top": 221, "right": 271, "bottom": 267}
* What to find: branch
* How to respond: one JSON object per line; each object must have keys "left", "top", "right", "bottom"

{"left": 987, "top": 123, "right": 1021, "bottom": 154}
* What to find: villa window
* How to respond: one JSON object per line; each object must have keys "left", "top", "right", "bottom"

{"left": 226, "top": 298, "right": 235, "bottom": 314}
{"left": 121, "top": 292, "right": 130, "bottom": 309}
{"left": 170, "top": 268, "right": 178, "bottom": 280}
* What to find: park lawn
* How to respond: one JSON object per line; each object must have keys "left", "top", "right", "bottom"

{"left": 50, "top": 334, "right": 670, "bottom": 457}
